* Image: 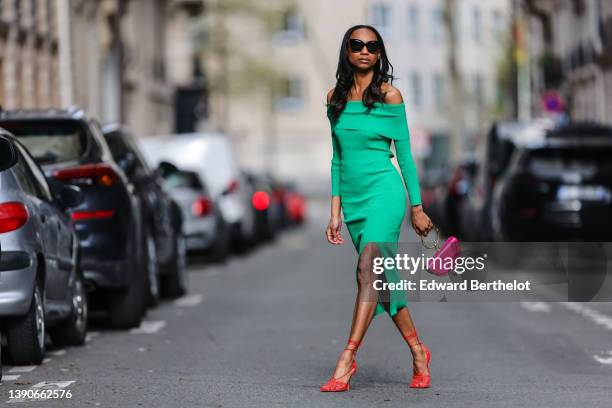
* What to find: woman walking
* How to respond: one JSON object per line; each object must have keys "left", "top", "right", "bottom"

{"left": 321, "top": 24, "right": 434, "bottom": 392}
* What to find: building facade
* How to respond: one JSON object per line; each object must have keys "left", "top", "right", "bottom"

{"left": 0, "top": 0, "right": 205, "bottom": 137}
{"left": 526, "top": 0, "right": 612, "bottom": 123}
{"left": 0, "top": 0, "right": 60, "bottom": 110}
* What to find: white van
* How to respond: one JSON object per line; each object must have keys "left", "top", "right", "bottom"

{"left": 139, "top": 133, "right": 255, "bottom": 248}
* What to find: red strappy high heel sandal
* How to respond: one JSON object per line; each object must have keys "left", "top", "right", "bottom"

{"left": 403, "top": 329, "right": 431, "bottom": 389}
{"left": 320, "top": 339, "right": 360, "bottom": 392}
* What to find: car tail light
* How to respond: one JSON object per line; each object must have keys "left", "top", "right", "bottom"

{"left": 518, "top": 207, "right": 537, "bottom": 218}
{"left": 221, "top": 179, "right": 239, "bottom": 196}
{"left": 252, "top": 191, "right": 270, "bottom": 211}
{"left": 192, "top": 197, "right": 213, "bottom": 217}
{"left": 52, "top": 164, "right": 118, "bottom": 187}
{"left": 0, "top": 202, "right": 29, "bottom": 233}
{"left": 71, "top": 210, "right": 115, "bottom": 221}
{"left": 272, "top": 188, "right": 285, "bottom": 202}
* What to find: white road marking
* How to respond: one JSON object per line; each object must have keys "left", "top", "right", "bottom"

{"left": 42, "top": 358, "right": 51, "bottom": 364}
{"left": 31, "top": 381, "right": 75, "bottom": 389}
{"left": 173, "top": 294, "right": 204, "bottom": 307}
{"left": 1, "top": 375, "right": 21, "bottom": 381}
{"left": 84, "top": 331, "right": 101, "bottom": 343}
{"left": 560, "top": 302, "right": 612, "bottom": 331}
{"left": 594, "top": 351, "right": 612, "bottom": 365}
{"left": 130, "top": 320, "right": 166, "bottom": 334}
{"left": 48, "top": 349, "right": 66, "bottom": 356}
{"left": 7, "top": 366, "right": 36, "bottom": 373}
{"left": 520, "top": 301, "right": 552, "bottom": 312}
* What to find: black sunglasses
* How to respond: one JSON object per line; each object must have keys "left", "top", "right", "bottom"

{"left": 348, "top": 38, "right": 381, "bottom": 54}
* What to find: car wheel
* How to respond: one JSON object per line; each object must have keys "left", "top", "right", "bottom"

{"left": 144, "top": 227, "right": 160, "bottom": 306}
{"left": 108, "top": 249, "right": 145, "bottom": 329}
{"left": 7, "top": 284, "right": 45, "bottom": 365}
{"left": 162, "top": 234, "right": 188, "bottom": 298}
{"left": 209, "top": 213, "right": 230, "bottom": 262}
{"left": 49, "top": 274, "right": 88, "bottom": 346}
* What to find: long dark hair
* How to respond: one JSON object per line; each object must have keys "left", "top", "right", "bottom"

{"left": 328, "top": 24, "right": 395, "bottom": 123}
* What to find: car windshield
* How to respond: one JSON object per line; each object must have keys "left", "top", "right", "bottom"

{"left": 163, "top": 171, "right": 203, "bottom": 190}
{"left": 0, "top": 120, "right": 88, "bottom": 164}
{"left": 528, "top": 147, "right": 612, "bottom": 178}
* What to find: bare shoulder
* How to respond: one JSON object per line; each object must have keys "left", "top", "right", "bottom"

{"left": 326, "top": 87, "right": 335, "bottom": 104}
{"left": 381, "top": 83, "right": 403, "bottom": 104}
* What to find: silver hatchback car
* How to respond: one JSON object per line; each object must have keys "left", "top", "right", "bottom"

{"left": 0, "top": 131, "right": 87, "bottom": 365}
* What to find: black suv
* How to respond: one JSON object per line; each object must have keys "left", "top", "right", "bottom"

{"left": 103, "top": 124, "right": 187, "bottom": 301}
{"left": 0, "top": 107, "right": 147, "bottom": 328}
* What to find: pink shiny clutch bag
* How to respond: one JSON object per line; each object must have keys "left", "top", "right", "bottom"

{"left": 421, "top": 226, "right": 461, "bottom": 276}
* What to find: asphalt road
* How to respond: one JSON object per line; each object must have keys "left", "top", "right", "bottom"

{"left": 1, "top": 198, "right": 611, "bottom": 407}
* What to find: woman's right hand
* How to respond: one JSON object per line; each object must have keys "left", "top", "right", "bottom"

{"left": 326, "top": 216, "right": 344, "bottom": 245}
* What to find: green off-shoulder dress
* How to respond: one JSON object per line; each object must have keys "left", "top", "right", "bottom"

{"left": 327, "top": 100, "right": 422, "bottom": 318}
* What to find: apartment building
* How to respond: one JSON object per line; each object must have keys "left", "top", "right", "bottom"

{"left": 526, "top": 0, "right": 612, "bottom": 123}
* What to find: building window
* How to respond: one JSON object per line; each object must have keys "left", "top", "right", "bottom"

{"left": 369, "top": 4, "right": 392, "bottom": 39}
{"left": 13, "top": 0, "right": 21, "bottom": 25}
{"left": 276, "top": 75, "right": 304, "bottom": 112}
{"left": 491, "top": 9, "right": 503, "bottom": 35}
{"left": 433, "top": 73, "right": 445, "bottom": 111}
{"left": 473, "top": 73, "right": 485, "bottom": 106}
{"left": 408, "top": 4, "right": 419, "bottom": 43}
{"left": 273, "top": 9, "right": 305, "bottom": 45}
{"left": 29, "top": 0, "right": 36, "bottom": 26}
{"left": 411, "top": 72, "right": 423, "bottom": 109}
{"left": 473, "top": 7, "right": 483, "bottom": 44}
{"left": 431, "top": 7, "right": 444, "bottom": 42}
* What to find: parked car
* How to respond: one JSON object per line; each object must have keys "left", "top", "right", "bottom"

{"left": 0, "top": 132, "right": 87, "bottom": 364}
{"left": 422, "top": 160, "right": 477, "bottom": 238}
{"left": 102, "top": 124, "right": 187, "bottom": 300}
{"left": 459, "top": 119, "right": 554, "bottom": 241}
{"left": 282, "top": 181, "right": 306, "bottom": 226}
{"left": 157, "top": 161, "right": 230, "bottom": 260}
{"left": 491, "top": 122, "right": 612, "bottom": 242}
{"left": 243, "top": 171, "right": 282, "bottom": 241}
{"left": 139, "top": 133, "right": 256, "bottom": 250}
{"left": 0, "top": 108, "right": 147, "bottom": 328}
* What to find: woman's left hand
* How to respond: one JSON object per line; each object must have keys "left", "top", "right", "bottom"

{"left": 410, "top": 205, "right": 433, "bottom": 236}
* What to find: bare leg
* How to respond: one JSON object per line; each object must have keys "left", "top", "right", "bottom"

{"left": 330, "top": 243, "right": 380, "bottom": 379}
{"left": 391, "top": 307, "right": 429, "bottom": 376}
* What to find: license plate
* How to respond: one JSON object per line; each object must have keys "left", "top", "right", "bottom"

{"left": 557, "top": 185, "right": 612, "bottom": 203}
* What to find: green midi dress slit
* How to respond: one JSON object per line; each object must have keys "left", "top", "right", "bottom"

{"left": 327, "top": 100, "right": 422, "bottom": 318}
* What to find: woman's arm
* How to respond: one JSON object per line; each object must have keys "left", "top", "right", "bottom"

{"left": 327, "top": 88, "right": 343, "bottom": 244}
{"left": 395, "top": 137, "right": 422, "bottom": 207}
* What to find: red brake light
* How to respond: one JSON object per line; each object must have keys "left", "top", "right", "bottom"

{"left": 226, "top": 179, "right": 239, "bottom": 194}
{"left": 192, "top": 197, "right": 213, "bottom": 217}
{"left": 52, "top": 164, "right": 118, "bottom": 187}
{"left": 252, "top": 191, "right": 270, "bottom": 211}
{"left": 519, "top": 207, "right": 537, "bottom": 218}
{"left": 0, "top": 202, "right": 29, "bottom": 233}
{"left": 71, "top": 210, "right": 115, "bottom": 221}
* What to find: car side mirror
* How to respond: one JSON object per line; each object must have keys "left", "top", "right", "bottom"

{"left": 48, "top": 178, "right": 84, "bottom": 209}
{"left": 118, "top": 152, "right": 137, "bottom": 176}
{"left": 0, "top": 135, "right": 18, "bottom": 171}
